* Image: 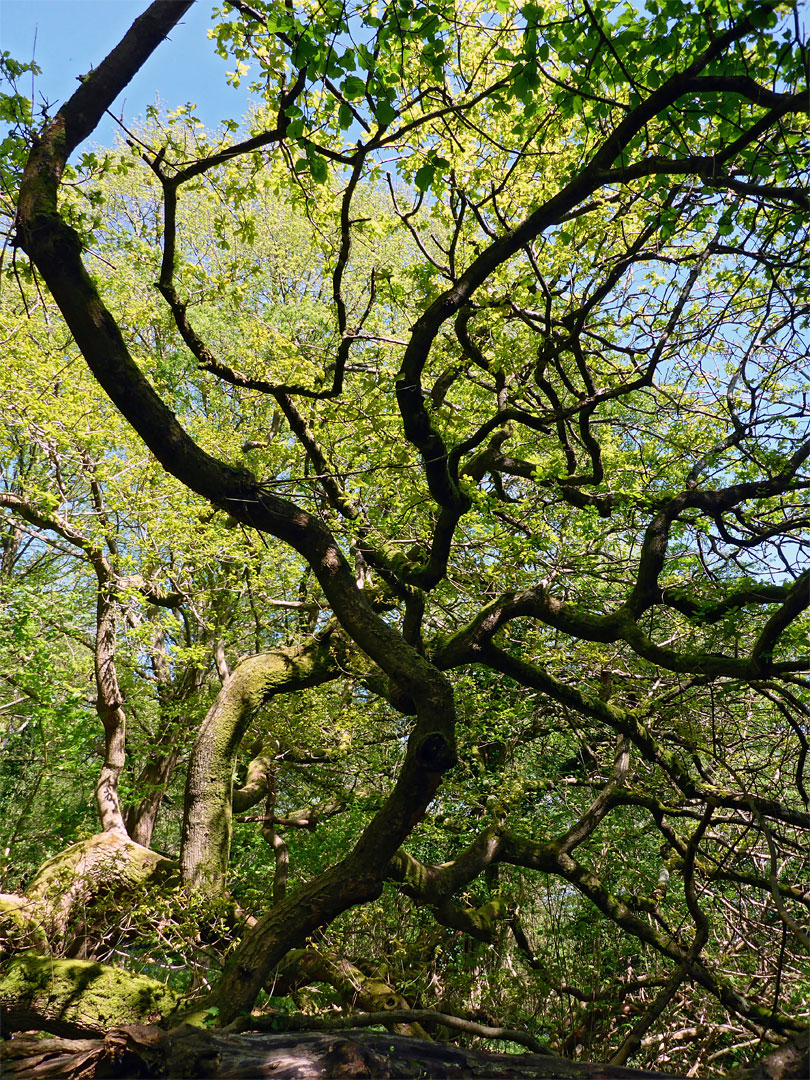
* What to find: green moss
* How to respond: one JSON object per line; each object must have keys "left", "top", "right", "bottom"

{"left": 0, "top": 953, "right": 180, "bottom": 1033}
{"left": 0, "top": 896, "right": 49, "bottom": 955}
{"left": 28, "top": 834, "right": 176, "bottom": 900}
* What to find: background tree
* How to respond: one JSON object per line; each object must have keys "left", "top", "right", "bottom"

{"left": 2, "top": 0, "right": 810, "bottom": 1075}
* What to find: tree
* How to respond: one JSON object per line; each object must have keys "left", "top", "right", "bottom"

{"left": 2, "top": 0, "right": 810, "bottom": 1075}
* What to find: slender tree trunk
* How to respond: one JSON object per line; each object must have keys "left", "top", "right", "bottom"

{"left": 124, "top": 744, "right": 181, "bottom": 847}
{"left": 93, "top": 582, "right": 128, "bottom": 836}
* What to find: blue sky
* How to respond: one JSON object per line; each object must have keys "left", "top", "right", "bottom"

{"left": 2, "top": 1, "right": 254, "bottom": 150}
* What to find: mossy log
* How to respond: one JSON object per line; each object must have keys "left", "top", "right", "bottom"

{"left": 180, "top": 634, "right": 340, "bottom": 896}
{"left": 0, "top": 953, "right": 179, "bottom": 1037}
{"left": 0, "top": 895, "right": 49, "bottom": 957}
{"left": 24, "top": 832, "right": 176, "bottom": 945}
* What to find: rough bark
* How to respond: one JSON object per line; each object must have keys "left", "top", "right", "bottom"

{"left": 93, "top": 579, "right": 128, "bottom": 836}
{"left": 0, "top": 1025, "right": 697, "bottom": 1079}
{"left": 0, "top": 493, "right": 129, "bottom": 835}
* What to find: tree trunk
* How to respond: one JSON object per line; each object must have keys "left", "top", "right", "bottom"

{"left": 179, "top": 634, "right": 339, "bottom": 894}
{"left": 276, "top": 947, "right": 432, "bottom": 1038}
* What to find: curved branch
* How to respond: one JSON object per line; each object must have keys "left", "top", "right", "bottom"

{"left": 751, "top": 572, "right": 810, "bottom": 666}
{"left": 180, "top": 630, "right": 341, "bottom": 893}
{"left": 240, "top": 1005, "right": 549, "bottom": 1053}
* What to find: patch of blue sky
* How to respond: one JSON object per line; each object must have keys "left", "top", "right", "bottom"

{"left": 1, "top": 0, "right": 254, "bottom": 157}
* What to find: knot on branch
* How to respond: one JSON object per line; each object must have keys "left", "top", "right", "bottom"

{"left": 323, "top": 1038, "right": 390, "bottom": 1077}
{"left": 415, "top": 732, "right": 457, "bottom": 773}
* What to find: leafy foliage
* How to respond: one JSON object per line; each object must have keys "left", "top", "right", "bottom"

{"left": 2, "top": 1, "right": 810, "bottom": 1075}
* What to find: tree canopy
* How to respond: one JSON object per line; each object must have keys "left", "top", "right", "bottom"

{"left": 1, "top": 0, "right": 810, "bottom": 1075}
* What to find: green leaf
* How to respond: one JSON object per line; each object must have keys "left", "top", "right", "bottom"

{"left": 342, "top": 75, "right": 368, "bottom": 101}
{"left": 308, "top": 153, "right": 328, "bottom": 184}
{"left": 373, "top": 99, "right": 398, "bottom": 127}
{"left": 338, "top": 102, "right": 354, "bottom": 130}
{"left": 414, "top": 164, "right": 435, "bottom": 191}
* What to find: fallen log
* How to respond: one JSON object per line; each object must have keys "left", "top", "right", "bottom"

{"left": 737, "top": 1029, "right": 810, "bottom": 1080}
{"left": 2, "top": 1024, "right": 692, "bottom": 1079}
